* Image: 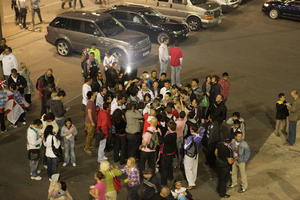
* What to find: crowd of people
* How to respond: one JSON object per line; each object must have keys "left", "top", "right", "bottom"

{"left": 1, "top": 33, "right": 299, "bottom": 200}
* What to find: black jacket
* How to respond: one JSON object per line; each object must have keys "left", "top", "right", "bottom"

{"left": 209, "top": 83, "right": 220, "bottom": 103}
{"left": 207, "top": 102, "right": 227, "bottom": 124}
{"left": 162, "top": 131, "right": 177, "bottom": 155}
{"left": 49, "top": 98, "right": 66, "bottom": 118}
{"left": 91, "top": 78, "right": 105, "bottom": 92}
{"left": 276, "top": 101, "right": 289, "bottom": 120}
{"left": 142, "top": 176, "right": 161, "bottom": 200}
{"left": 206, "top": 121, "right": 221, "bottom": 144}
{"left": 7, "top": 74, "right": 27, "bottom": 94}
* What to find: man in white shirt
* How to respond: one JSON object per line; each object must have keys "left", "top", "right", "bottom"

{"left": 137, "top": 82, "right": 154, "bottom": 102}
{"left": 158, "top": 38, "right": 169, "bottom": 76}
{"left": 0, "top": 47, "right": 19, "bottom": 81}
{"left": 160, "top": 79, "right": 171, "bottom": 97}
{"left": 110, "top": 94, "right": 126, "bottom": 115}
{"left": 17, "top": 0, "right": 29, "bottom": 28}
{"left": 82, "top": 78, "right": 92, "bottom": 107}
{"left": 27, "top": 119, "right": 43, "bottom": 180}
{"left": 96, "top": 87, "right": 107, "bottom": 109}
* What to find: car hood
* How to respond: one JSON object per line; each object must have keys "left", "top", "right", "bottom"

{"left": 194, "top": 2, "right": 220, "bottom": 10}
{"left": 110, "top": 29, "right": 148, "bottom": 44}
{"left": 157, "top": 19, "right": 188, "bottom": 31}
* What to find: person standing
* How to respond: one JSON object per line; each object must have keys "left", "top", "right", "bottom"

{"left": 0, "top": 47, "right": 19, "bottom": 81}
{"left": 73, "top": 0, "right": 84, "bottom": 9}
{"left": 207, "top": 94, "right": 227, "bottom": 126}
{"left": 175, "top": 111, "right": 187, "bottom": 168}
{"left": 287, "top": 90, "right": 300, "bottom": 146}
{"left": 141, "top": 168, "right": 161, "bottom": 200}
{"left": 230, "top": 131, "right": 251, "bottom": 193}
{"left": 19, "top": 63, "right": 33, "bottom": 104}
{"left": 83, "top": 52, "right": 99, "bottom": 79}
{"left": 89, "top": 44, "right": 101, "bottom": 66}
{"left": 49, "top": 90, "right": 68, "bottom": 131}
{"left": 7, "top": 68, "right": 27, "bottom": 96}
{"left": 17, "top": 0, "right": 29, "bottom": 29}
{"left": 169, "top": 41, "right": 183, "bottom": 87}
{"left": 27, "top": 119, "right": 43, "bottom": 180}
{"left": 218, "top": 72, "right": 231, "bottom": 102}
{"left": 82, "top": 78, "right": 92, "bottom": 109}
{"left": 158, "top": 38, "right": 169, "bottom": 76}
{"left": 89, "top": 171, "right": 106, "bottom": 200}
{"left": 84, "top": 91, "right": 97, "bottom": 154}
{"left": 274, "top": 93, "right": 289, "bottom": 143}
{"left": 0, "top": 80, "right": 8, "bottom": 133}
{"left": 31, "top": 0, "right": 43, "bottom": 25}
{"left": 61, "top": 0, "right": 72, "bottom": 9}
{"left": 215, "top": 138, "right": 234, "bottom": 198}
{"left": 183, "top": 124, "right": 205, "bottom": 190}
{"left": 11, "top": 0, "right": 21, "bottom": 25}
{"left": 209, "top": 75, "right": 221, "bottom": 104}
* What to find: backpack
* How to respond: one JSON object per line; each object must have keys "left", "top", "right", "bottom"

{"left": 186, "top": 136, "right": 199, "bottom": 158}
{"left": 147, "top": 131, "right": 159, "bottom": 150}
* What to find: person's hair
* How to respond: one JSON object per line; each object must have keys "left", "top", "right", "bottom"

{"left": 222, "top": 72, "right": 229, "bottom": 77}
{"left": 174, "top": 40, "right": 179, "bottom": 47}
{"left": 64, "top": 118, "right": 72, "bottom": 126}
{"left": 234, "top": 131, "right": 243, "bottom": 137}
{"left": 164, "top": 79, "right": 171, "bottom": 84}
{"left": 60, "top": 181, "right": 67, "bottom": 191}
{"left": 212, "top": 75, "right": 220, "bottom": 82}
{"left": 5, "top": 47, "right": 12, "bottom": 53}
{"left": 162, "top": 37, "right": 169, "bottom": 43}
{"left": 46, "top": 68, "right": 53, "bottom": 73}
{"left": 85, "top": 77, "right": 92, "bottom": 83}
{"left": 117, "top": 94, "right": 123, "bottom": 101}
{"left": 160, "top": 72, "right": 167, "bottom": 77}
{"left": 180, "top": 89, "right": 188, "bottom": 96}
{"left": 179, "top": 111, "right": 186, "bottom": 119}
{"left": 95, "top": 171, "right": 105, "bottom": 180}
{"left": 11, "top": 68, "right": 17, "bottom": 74}
{"left": 44, "top": 112, "right": 55, "bottom": 121}
{"left": 157, "top": 94, "right": 163, "bottom": 100}
{"left": 44, "top": 125, "right": 54, "bottom": 138}
{"left": 87, "top": 91, "right": 93, "bottom": 100}
{"left": 278, "top": 93, "right": 285, "bottom": 98}
{"left": 184, "top": 83, "right": 192, "bottom": 89}
{"left": 99, "top": 160, "right": 110, "bottom": 172}
{"left": 165, "top": 106, "right": 173, "bottom": 114}
{"left": 233, "top": 120, "right": 241, "bottom": 125}
{"left": 144, "top": 93, "right": 152, "bottom": 102}
{"left": 128, "top": 102, "right": 137, "bottom": 110}
{"left": 190, "top": 123, "right": 199, "bottom": 133}
{"left": 167, "top": 120, "right": 176, "bottom": 131}
{"left": 192, "top": 78, "right": 199, "bottom": 84}
{"left": 127, "top": 157, "right": 136, "bottom": 168}
{"left": 100, "top": 87, "right": 107, "bottom": 93}
{"left": 112, "top": 109, "right": 124, "bottom": 125}
{"left": 151, "top": 70, "right": 157, "bottom": 74}
{"left": 165, "top": 92, "right": 171, "bottom": 97}
{"left": 0, "top": 38, "right": 6, "bottom": 42}
{"left": 103, "top": 102, "right": 110, "bottom": 110}
{"left": 232, "top": 112, "right": 240, "bottom": 118}
{"left": 205, "top": 75, "right": 212, "bottom": 82}
{"left": 57, "top": 90, "right": 66, "bottom": 97}
{"left": 32, "top": 119, "right": 42, "bottom": 125}
{"left": 9, "top": 83, "right": 17, "bottom": 90}
{"left": 143, "top": 168, "right": 153, "bottom": 175}
{"left": 172, "top": 84, "right": 179, "bottom": 90}
{"left": 89, "top": 52, "right": 95, "bottom": 56}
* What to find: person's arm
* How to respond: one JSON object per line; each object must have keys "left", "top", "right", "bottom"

{"left": 72, "top": 126, "right": 78, "bottom": 136}
{"left": 183, "top": 136, "right": 192, "bottom": 150}
{"left": 60, "top": 127, "right": 67, "bottom": 137}
{"left": 88, "top": 108, "right": 95, "bottom": 126}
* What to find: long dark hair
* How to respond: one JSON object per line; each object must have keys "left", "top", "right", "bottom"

{"left": 44, "top": 125, "right": 54, "bottom": 139}
{"left": 112, "top": 109, "right": 124, "bottom": 125}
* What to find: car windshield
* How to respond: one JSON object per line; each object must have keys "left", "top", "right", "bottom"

{"left": 142, "top": 9, "right": 167, "bottom": 24}
{"left": 96, "top": 18, "right": 124, "bottom": 37}
{"left": 190, "top": 0, "right": 208, "bottom": 5}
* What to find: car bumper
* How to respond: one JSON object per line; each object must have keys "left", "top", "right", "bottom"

{"left": 262, "top": 6, "right": 269, "bottom": 14}
{"left": 202, "top": 17, "right": 223, "bottom": 28}
{"left": 221, "top": 2, "right": 240, "bottom": 11}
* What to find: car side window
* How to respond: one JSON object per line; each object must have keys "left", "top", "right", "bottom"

{"left": 50, "top": 17, "right": 68, "bottom": 29}
{"left": 112, "top": 11, "right": 129, "bottom": 21}
{"left": 173, "top": 0, "right": 184, "bottom": 4}
{"left": 128, "top": 13, "right": 146, "bottom": 25}
{"left": 158, "top": 0, "right": 169, "bottom": 2}
{"left": 67, "top": 19, "right": 82, "bottom": 32}
{"left": 83, "top": 21, "right": 101, "bottom": 35}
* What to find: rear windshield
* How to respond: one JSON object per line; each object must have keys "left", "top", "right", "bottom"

{"left": 191, "top": 0, "right": 207, "bottom": 5}
{"left": 96, "top": 18, "right": 124, "bottom": 37}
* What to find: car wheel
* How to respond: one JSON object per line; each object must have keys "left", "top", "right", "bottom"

{"left": 269, "top": 9, "right": 279, "bottom": 19}
{"left": 187, "top": 16, "right": 201, "bottom": 31}
{"left": 157, "top": 32, "right": 169, "bottom": 44}
{"left": 56, "top": 40, "right": 71, "bottom": 56}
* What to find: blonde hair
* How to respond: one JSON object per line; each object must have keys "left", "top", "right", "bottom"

{"left": 127, "top": 157, "right": 136, "bottom": 168}
{"left": 99, "top": 160, "right": 110, "bottom": 172}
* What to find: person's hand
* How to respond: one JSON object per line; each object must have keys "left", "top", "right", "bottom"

{"left": 124, "top": 178, "right": 129, "bottom": 183}
{"left": 92, "top": 122, "right": 95, "bottom": 127}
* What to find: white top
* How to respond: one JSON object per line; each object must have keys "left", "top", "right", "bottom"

{"left": 82, "top": 83, "right": 91, "bottom": 106}
{"left": 158, "top": 43, "right": 169, "bottom": 63}
{"left": 0, "top": 53, "right": 19, "bottom": 76}
{"left": 110, "top": 98, "right": 125, "bottom": 115}
{"left": 103, "top": 55, "right": 116, "bottom": 70}
{"left": 27, "top": 126, "right": 43, "bottom": 150}
{"left": 160, "top": 87, "right": 170, "bottom": 96}
{"left": 44, "top": 135, "right": 61, "bottom": 158}
{"left": 96, "top": 93, "right": 104, "bottom": 109}
{"left": 137, "top": 89, "right": 154, "bottom": 102}
{"left": 171, "top": 187, "right": 187, "bottom": 199}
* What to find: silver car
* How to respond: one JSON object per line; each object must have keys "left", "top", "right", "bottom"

{"left": 45, "top": 11, "right": 151, "bottom": 65}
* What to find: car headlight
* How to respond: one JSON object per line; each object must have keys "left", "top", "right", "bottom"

{"left": 263, "top": 2, "right": 269, "bottom": 7}
{"left": 173, "top": 30, "right": 182, "bottom": 35}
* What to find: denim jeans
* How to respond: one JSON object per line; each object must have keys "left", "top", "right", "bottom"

{"left": 29, "top": 160, "right": 39, "bottom": 177}
{"left": 64, "top": 139, "right": 76, "bottom": 164}
{"left": 171, "top": 66, "right": 181, "bottom": 86}
{"left": 97, "top": 139, "right": 107, "bottom": 162}
{"left": 32, "top": 8, "right": 42, "bottom": 24}
{"left": 288, "top": 120, "right": 297, "bottom": 145}
{"left": 46, "top": 157, "right": 58, "bottom": 178}
{"left": 159, "top": 61, "right": 168, "bottom": 76}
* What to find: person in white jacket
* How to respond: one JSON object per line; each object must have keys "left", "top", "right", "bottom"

{"left": 44, "top": 125, "right": 61, "bottom": 179}
{"left": 27, "top": 119, "right": 43, "bottom": 180}
{"left": 158, "top": 38, "right": 169, "bottom": 76}
{"left": 0, "top": 47, "right": 18, "bottom": 81}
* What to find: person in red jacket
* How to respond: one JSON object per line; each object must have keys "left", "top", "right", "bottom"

{"left": 96, "top": 102, "right": 112, "bottom": 163}
{"left": 169, "top": 41, "right": 183, "bottom": 87}
{"left": 218, "top": 72, "right": 231, "bottom": 102}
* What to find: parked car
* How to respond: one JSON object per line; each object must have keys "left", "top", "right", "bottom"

{"left": 262, "top": 0, "right": 300, "bottom": 20}
{"left": 105, "top": 5, "right": 190, "bottom": 43}
{"left": 45, "top": 11, "right": 151, "bottom": 67}
{"left": 125, "top": 0, "right": 223, "bottom": 31}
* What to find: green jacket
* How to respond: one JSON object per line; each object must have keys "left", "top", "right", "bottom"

{"left": 103, "top": 169, "right": 122, "bottom": 192}
{"left": 89, "top": 49, "right": 101, "bottom": 65}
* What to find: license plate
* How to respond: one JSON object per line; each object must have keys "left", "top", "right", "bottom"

{"left": 143, "top": 51, "right": 150, "bottom": 56}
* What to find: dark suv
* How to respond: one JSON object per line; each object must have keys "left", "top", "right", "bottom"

{"left": 104, "top": 5, "right": 189, "bottom": 43}
{"left": 45, "top": 11, "right": 151, "bottom": 65}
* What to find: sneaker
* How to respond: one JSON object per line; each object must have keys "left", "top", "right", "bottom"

{"left": 72, "top": 163, "right": 76, "bottom": 167}
{"left": 62, "top": 163, "right": 67, "bottom": 167}
{"left": 37, "top": 170, "right": 41, "bottom": 174}
{"left": 31, "top": 176, "right": 42, "bottom": 181}
{"left": 228, "top": 184, "right": 237, "bottom": 188}
{"left": 43, "top": 165, "right": 48, "bottom": 169}
{"left": 238, "top": 188, "right": 246, "bottom": 193}
{"left": 84, "top": 149, "right": 92, "bottom": 154}
{"left": 103, "top": 156, "right": 108, "bottom": 160}
{"left": 22, "top": 122, "right": 27, "bottom": 125}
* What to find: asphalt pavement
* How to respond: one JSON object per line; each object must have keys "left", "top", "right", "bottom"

{"left": 0, "top": 0, "right": 300, "bottom": 199}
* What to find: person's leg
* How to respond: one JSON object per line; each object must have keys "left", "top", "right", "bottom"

{"left": 288, "top": 121, "right": 297, "bottom": 145}
{"left": 120, "top": 135, "right": 127, "bottom": 164}
{"left": 231, "top": 161, "right": 238, "bottom": 186}
{"left": 175, "top": 66, "right": 181, "bottom": 86}
{"left": 64, "top": 139, "right": 70, "bottom": 164}
{"left": 37, "top": 8, "right": 43, "bottom": 23}
{"left": 148, "top": 152, "right": 156, "bottom": 172}
{"left": 176, "top": 136, "right": 183, "bottom": 167}
{"left": 68, "top": 1, "right": 72, "bottom": 8}
{"left": 113, "top": 135, "right": 121, "bottom": 162}
{"left": 79, "top": 0, "right": 84, "bottom": 7}
{"left": 139, "top": 151, "right": 147, "bottom": 174}
{"left": 61, "top": 2, "right": 65, "bottom": 9}
{"left": 127, "top": 134, "right": 134, "bottom": 158}
{"left": 32, "top": 9, "right": 36, "bottom": 25}
{"left": 0, "top": 113, "right": 6, "bottom": 131}
{"left": 171, "top": 66, "right": 175, "bottom": 86}
{"left": 191, "top": 155, "right": 199, "bottom": 185}
{"left": 160, "top": 155, "right": 168, "bottom": 185}
{"left": 25, "top": 94, "right": 31, "bottom": 104}
{"left": 70, "top": 139, "right": 76, "bottom": 164}
{"left": 52, "top": 158, "right": 58, "bottom": 176}
{"left": 97, "top": 139, "right": 107, "bottom": 162}
{"left": 184, "top": 155, "right": 195, "bottom": 187}
{"left": 29, "top": 160, "right": 39, "bottom": 177}
{"left": 274, "top": 120, "right": 280, "bottom": 136}
{"left": 278, "top": 119, "right": 287, "bottom": 144}
{"left": 84, "top": 124, "right": 95, "bottom": 151}
{"left": 46, "top": 157, "right": 52, "bottom": 178}
{"left": 239, "top": 162, "right": 248, "bottom": 190}
{"left": 217, "top": 167, "right": 227, "bottom": 197}
{"left": 23, "top": 8, "right": 27, "bottom": 28}
{"left": 159, "top": 62, "right": 167, "bottom": 76}
{"left": 73, "top": 0, "right": 77, "bottom": 8}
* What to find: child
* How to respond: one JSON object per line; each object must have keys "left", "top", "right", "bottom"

{"left": 89, "top": 171, "right": 106, "bottom": 200}
{"left": 142, "top": 168, "right": 161, "bottom": 200}
{"left": 171, "top": 180, "right": 193, "bottom": 200}
{"left": 121, "top": 157, "right": 140, "bottom": 200}
{"left": 61, "top": 118, "right": 78, "bottom": 167}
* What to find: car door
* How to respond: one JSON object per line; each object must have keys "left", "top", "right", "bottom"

{"left": 126, "top": 12, "right": 151, "bottom": 35}
{"left": 110, "top": 11, "right": 131, "bottom": 28}
{"left": 170, "top": 0, "right": 189, "bottom": 18}
{"left": 289, "top": 1, "right": 300, "bottom": 17}
{"left": 155, "top": 0, "right": 174, "bottom": 16}
{"left": 65, "top": 18, "right": 86, "bottom": 52}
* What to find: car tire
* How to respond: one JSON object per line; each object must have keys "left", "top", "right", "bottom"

{"left": 157, "top": 32, "right": 169, "bottom": 44}
{"left": 56, "top": 40, "right": 71, "bottom": 56}
{"left": 269, "top": 9, "right": 279, "bottom": 19}
{"left": 187, "top": 16, "right": 201, "bottom": 31}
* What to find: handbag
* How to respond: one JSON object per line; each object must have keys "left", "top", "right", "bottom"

{"left": 52, "top": 136, "right": 62, "bottom": 158}
{"left": 28, "top": 149, "right": 40, "bottom": 160}
{"left": 109, "top": 170, "right": 122, "bottom": 190}
{"left": 200, "top": 95, "right": 209, "bottom": 108}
